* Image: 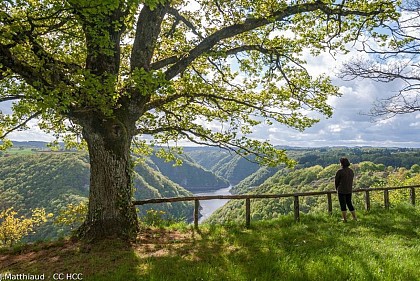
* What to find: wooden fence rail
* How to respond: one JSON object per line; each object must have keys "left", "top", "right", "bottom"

{"left": 133, "top": 185, "right": 420, "bottom": 229}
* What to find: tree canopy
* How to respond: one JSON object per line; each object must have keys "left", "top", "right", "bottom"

{"left": 0, "top": 0, "right": 398, "bottom": 164}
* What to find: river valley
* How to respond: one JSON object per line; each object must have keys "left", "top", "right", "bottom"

{"left": 193, "top": 186, "right": 232, "bottom": 223}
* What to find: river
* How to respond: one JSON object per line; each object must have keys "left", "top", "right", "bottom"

{"left": 193, "top": 186, "right": 231, "bottom": 223}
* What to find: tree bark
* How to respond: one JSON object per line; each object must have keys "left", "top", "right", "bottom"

{"left": 76, "top": 115, "right": 139, "bottom": 241}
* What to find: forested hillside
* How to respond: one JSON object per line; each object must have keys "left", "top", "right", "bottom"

{"left": 287, "top": 147, "right": 420, "bottom": 168}
{"left": 0, "top": 153, "right": 90, "bottom": 241}
{"left": 149, "top": 154, "right": 229, "bottom": 191}
{"left": 230, "top": 147, "right": 420, "bottom": 194}
{"left": 0, "top": 153, "right": 194, "bottom": 241}
{"left": 185, "top": 148, "right": 261, "bottom": 185}
{"left": 208, "top": 161, "right": 420, "bottom": 223}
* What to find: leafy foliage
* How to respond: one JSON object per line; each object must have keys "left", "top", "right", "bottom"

{"left": 0, "top": 0, "right": 399, "bottom": 165}
{"left": 0, "top": 207, "right": 52, "bottom": 247}
{"left": 139, "top": 209, "right": 185, "bottom": 228}
{"left": 54, "top": 202, "right": 88, "bottom": 232}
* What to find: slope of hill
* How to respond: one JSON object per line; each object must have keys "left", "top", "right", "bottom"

{"left": 133, "top": 161, "right": 194, "bottom": 221}
{"left": 211, "top": 154, "right": 261, "bottom": 185}
{"left": 231, "top": 166, "right": 278, "bottom": 194}
{"left": 208, "top": 161, "right": 420, "bottom": 223}
{"left": 183, "top": 147, "right": 232, "bottom": 171}
{"left": 184, "top": 148, "right": 262, "bottom": 185}
{"left": 0, "top": 153, "right": 90, "bottom": 241}
{"left": 1, "top": 205, "right": 419, "bottom": 281}
{"left": 0, "top": 153, "right": 194, "bottom": 241}
{"left": 149, "top": 154, "right": 229, "bottom": 191}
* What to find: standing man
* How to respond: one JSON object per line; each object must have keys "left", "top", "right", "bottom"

{"left": 335, "top": 158, "right": 357, "bottom": 222}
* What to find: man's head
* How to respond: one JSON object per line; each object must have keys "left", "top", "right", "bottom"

{"left": 340, "top": 157, "right": 351, "bottom": 167}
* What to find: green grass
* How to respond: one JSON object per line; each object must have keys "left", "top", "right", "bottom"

{"left": 1, "top": 204, "right": 420, "bottom": 281}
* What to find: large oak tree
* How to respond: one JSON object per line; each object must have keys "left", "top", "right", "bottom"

{"left": 0, "top": 0, "right": 397, "bottom": 240}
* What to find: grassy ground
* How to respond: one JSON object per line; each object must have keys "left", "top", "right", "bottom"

{"left": 1, "top": 204, "right": 420, "bottom": 281}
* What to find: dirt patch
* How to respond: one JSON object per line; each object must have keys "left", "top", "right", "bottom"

{"left": 0, "top": 240, "right": 80, "bottom": 271}
{"left": 133, "top": 228, "right": 198, "bottom": 258}
{"left": 136, "top": 228, "right": 195, "bottom": 244}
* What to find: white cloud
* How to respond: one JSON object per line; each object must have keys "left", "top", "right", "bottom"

{"left": 327, "top": 124, "right": 342, "bottom": 133}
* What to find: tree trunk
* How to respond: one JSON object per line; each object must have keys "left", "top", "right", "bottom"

{"left": 77, "top": 116, "right": 139, "bottom": 241}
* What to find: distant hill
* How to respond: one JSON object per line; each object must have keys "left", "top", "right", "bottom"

{"left": 2, "top": 141, "right": 52, "bottom": 149}
{"left": 184, "top": 147, "right": 233, "bottom": 171}
{"left": 285, "top": 146, "right": 420, "bottom": 168}
{"left": 185, "top": 148, "right": 261, "bottom": 185}
{"left": 149, "top": 154, "right": 229, "bottom": 191}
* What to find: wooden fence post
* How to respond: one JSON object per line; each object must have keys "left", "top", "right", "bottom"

{"left": 194, "top": 199, "right": 200, "bottom": 229}
{"left": 365, "top": 190, "right": 371, "bottom": 211}
{"left": 245, "top": 198, "right": 251, "bottom": 228}
{"left": 294, "top": 195, "right": 300, "bottom": 222}
{"left": 410, "top": 188, "right": 416, "bottom": 206}
{"left": 384, "top": 190, "right": 390, "bottom": 210}
{"left": 327, "top": 193, "right": 332, "bottom": 215}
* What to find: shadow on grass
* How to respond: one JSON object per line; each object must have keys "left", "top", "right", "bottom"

{"left": 1, "top": 206, "right": 419, "bottom": 281}
{"left": 359, "top": 204, "right": 420, "bottom": 238}
{"left": 0, "top": 238, "right": 142, "bottom": 281}
{"left": 134, "top": 206, "right": 420, "bottom": 281}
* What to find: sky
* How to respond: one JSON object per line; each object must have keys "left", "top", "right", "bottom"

{"left": 248, "top": 50, "right": 420, "bottom": 148}
{"left": 2, "top": 5, "right": 420, "bottom": 148}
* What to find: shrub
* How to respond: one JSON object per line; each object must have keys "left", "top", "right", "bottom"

{"left": 0, "top": 207, "right": 52, "bottom": 247}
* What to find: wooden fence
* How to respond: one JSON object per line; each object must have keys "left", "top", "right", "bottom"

{"left": 133, "top": 185, "right": 420, "bottom": 229}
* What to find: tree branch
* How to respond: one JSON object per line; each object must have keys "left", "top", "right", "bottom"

{"left": 0, "top": 95, "right": 25, "bottom": 102}
{"left": 151, "top": 55, "right": 180, "bottom": 70}
{"left": 131, "top": 4, "right": 169, "bottom": 71}
{"left": 340, "top": 59, "right": 420, "bottom": 83}
{"left": 0, "top": 10, "right": 81, "bottom": 88}
{"left": 0, "top": 111, "right": 41, "bottom": 139}
{"left": 164, "top": 1, "right": 382, "bottom": 80}
{"left": 137, "top": 125, "right": 274, "bottom": 165}
{"left": 0, "top": 44, "right": 52, "bottom": 90}
{"left": 167, "top": 7, "right": 203, "bottom": 39}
